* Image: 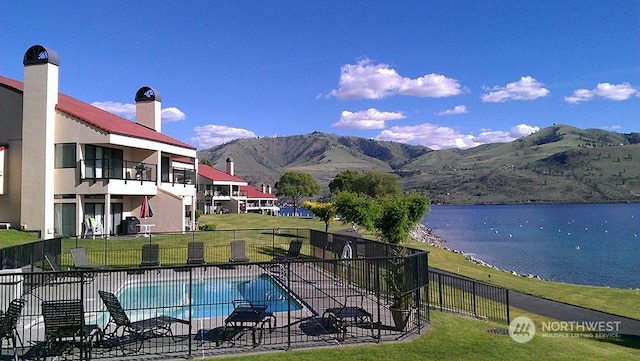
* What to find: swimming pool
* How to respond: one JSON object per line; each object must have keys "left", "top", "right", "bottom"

{"left": 115, "top": 274, "right": 302, "bottom": 321}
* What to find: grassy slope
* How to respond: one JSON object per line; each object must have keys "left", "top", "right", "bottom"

{"left": 0, "top": 229, "right": 40, "bottom": 246}
{"left": 403, "top": 125, "right": 640, "bottom": 204}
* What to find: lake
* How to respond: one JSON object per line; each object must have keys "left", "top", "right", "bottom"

{"left": 422, "top": 203, "right": 640, "bottom": 289}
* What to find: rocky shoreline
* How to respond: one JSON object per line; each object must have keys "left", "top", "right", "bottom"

{"left": 410, "top": 224, "right": 545, "bottom": 281}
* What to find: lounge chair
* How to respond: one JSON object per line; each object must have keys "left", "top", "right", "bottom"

{"left": 97, "top": 290, "right": 189, "bottom": 353}
{"left": 187, "top": 242, "right": 205, "bottom": 265}
{"left": 229, "top": 240, "right": 249, "bottom": 263}
{"left": 322, "top": 295, "right": 373, "bottom": 341}
{"left": 223, "top": 300, "right": 275, "bottom": 346}
{"left": 140, "top": 244, "right": 160, "bottom": 268}
{"left": 43, "top": 253, "right": 91, "bottom": 283}
{"left": 0, "top": 298, "right": 26, "bottom": 361}
{"left": 70, "top": 247, "right": 106, "bottom": 270}
{"left": 272, "top": 239, "right": 303, "bottom": 262}
{"left": 40, "top": 299, "right": 101, "bottom": 360}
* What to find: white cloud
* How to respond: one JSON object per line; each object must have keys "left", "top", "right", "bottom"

{"left": 92, "top": 101, "right": 187, "bottom": 122}
{"left": 565, "top": 82, "right": 639, "bottom": 104}
{"left": 92, "top": 101, "right": 136, "bottom": 119}
{"left": 481, "top": 76, "right": 550, "bottom": 102}
{"left": 437, "top": 105, "right": 468, "bottom": 116}
{"left": 192, "top": 124, "right": 256, "bottom": 148}
{"left": 161, "top": 107, "right": 186, "bottom": 122}
{"left": 332, "top": 108, "right": 405, "bottom": 129}
{"left": 376, "top": 123, "right": 540, "bottom": 150}
{"left": 327, "top": 58, "right": 464, "bottom": 100}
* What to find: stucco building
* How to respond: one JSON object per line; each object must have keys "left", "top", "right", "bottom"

{"left": 197, "top": 160, "right": 279, "bottom": 216}
{"left": 0, "top": 45, "right": 198, "bottom": 237}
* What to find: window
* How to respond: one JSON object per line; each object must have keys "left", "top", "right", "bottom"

{"left": 85, "top": 145, "right": 123, "bottom": 179}
{"left": 54, "top": 203, "right": 76, "bottom": 237}
{"left": 55, "top": 143, "right": 76, "bottom": 168}
{"left": 161, "top": 156, "right": 170, "bottom": 182}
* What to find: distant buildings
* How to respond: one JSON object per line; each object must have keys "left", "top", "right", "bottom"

{"left": 197, "top": 160, "right": 279, "bottom": 216}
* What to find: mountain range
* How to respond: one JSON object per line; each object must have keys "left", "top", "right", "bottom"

{"left": 197, "top": 125, "right": 640, "bottom": 204}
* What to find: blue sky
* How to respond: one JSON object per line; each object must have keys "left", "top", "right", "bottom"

{"left": 2, "top": 1, "right": 638, "bottom": 150}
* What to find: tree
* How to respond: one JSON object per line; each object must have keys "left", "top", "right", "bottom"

{"left": 302, "top": 201, "right": 336, "bottom": 232}
{"left": 375, "top": 193, "right": 430, "bottom": 244}
{"left": 328, "top": 170, "right": 361, "bottom": 194}
{"left": 333, "top": 190, "right": 430, "bottom": 315}
{"left": 359, "top": 170, "right": 402, "bottom": 198}
{"left": 329, "top": 170, "right": 401, "bottom": 198}
{"left": 333, "top": 191, "right": 379, "bottom": 231}
{"left": 275, "top": 171, "right": 320, "bottom": 216}
{"left": 199, "top": 159, "right": 213, "bottom": 166}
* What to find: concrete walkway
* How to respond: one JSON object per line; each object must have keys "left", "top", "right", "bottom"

{"left": 426, "top": 266, "right": 639, "bottom": 337}
{"left": 509, "top": 290, "right": 640, "bottom": 337}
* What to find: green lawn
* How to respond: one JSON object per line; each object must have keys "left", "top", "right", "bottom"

{"left": 211, "top": 311, "right": 639, "bottom": 361}
{"left": 0, "top": 229, "right": 40, "bottom": 246}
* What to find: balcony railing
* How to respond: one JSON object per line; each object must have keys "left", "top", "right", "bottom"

{"left": 202, "top": 189, "right": 248, "bottom": 197}
{"left": 79, "top": 159, "right": 157, "bottom": 182}
{"left": 79, "top": 160, "right": 195, "bottom": 186}
{"left": 171, "top": 167, "right": 196, "bottom": 186}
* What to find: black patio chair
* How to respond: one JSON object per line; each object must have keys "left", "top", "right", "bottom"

{"left": 70, "top": 247, "right": 106, "bottom": 270}
{"left": 272, "top": 239, "right": 303, "bottom": 262}
{"left": 187, "top": 242, "right": 206, "bottom": 265}
{"left": 40, "top": 299, "right": 101, "bottom": 360}
{"left": 229, "top": 240, "right": 249, "bottom": 263}
{"left": 43, "top": 253, "right": 91, "bottom": 284}
{"left": 140, "top": 244, "right": 160, "bottom": 268}
{"left": 322, "top": 294, "right": 373, "bottom": 341}
{"left": 223, "top": 300, "right": 275, "bottom": 346}
{"left": 0, "top": 298, "right": 26, "bottom": 361}
{"left": 97, "top": 290, "right": 189, "bottom": 353}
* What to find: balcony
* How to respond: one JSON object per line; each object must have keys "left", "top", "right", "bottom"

{"left": 79, "top": 159, "right": 157, "bottom": 183}
{"left": 171, "top": 167, "right": 196, "bottom": 186}
{"left": 201, "top": 189, "right": 248, "bottom": 198}
{"left": 79, "top": 160, "right": 195, "bottom": 186}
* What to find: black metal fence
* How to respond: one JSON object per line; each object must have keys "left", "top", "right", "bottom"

{"left": 428, "top": 269, "right": 510, "bottom": 323}
{"left": 0, "top": 229, "right": 508, "bottom": 360}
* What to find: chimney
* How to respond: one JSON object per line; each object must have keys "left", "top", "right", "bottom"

{"left": 267, "top": 185, "right": 272, "bottom": 194}
{"left": 226, "top": 157, "right": 234, "bottom": 176}
{"left": 261, "top": 184, "right": 265, "bottom": 193}
{"left": 21, "top": 45, "right": 59, "bottom": 236}
{"left": 135, "top": 86, "right": 162, "bottom": 131}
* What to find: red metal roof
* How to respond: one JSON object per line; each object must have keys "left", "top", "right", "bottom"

{"left": 241, "top": 185, "right": 277, "bottom": 199}
{"left": 0, "top": 75, "right": 195, "bottom": 150}
{"left": 198, "top": 163, "right": 247, "bottom": 183}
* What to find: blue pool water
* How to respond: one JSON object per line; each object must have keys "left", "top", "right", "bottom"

{"left": 116, "top": 274, "right": 301, "bottom": 321}
{"left": 278, "top": 206, "right": 314, "bottom": 217}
